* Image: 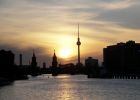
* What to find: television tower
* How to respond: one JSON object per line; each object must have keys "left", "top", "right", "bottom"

{"left": 76, "top": 24, "right": 81, "bottom": 66}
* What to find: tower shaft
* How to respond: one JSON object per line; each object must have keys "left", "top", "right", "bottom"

{"left": 76, "top": 24, "right": 81, "bottom": 66}
{"left": 78, "top": 42, "right": 80, "bottom": 64}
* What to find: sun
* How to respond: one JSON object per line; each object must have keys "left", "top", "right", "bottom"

{"left": 59, "top": 48, "right": 71, "bottom": 58}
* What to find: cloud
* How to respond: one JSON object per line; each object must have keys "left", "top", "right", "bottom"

{"left": 97, "top": 0, "right": 137, "bottom": 10}
{"left": 96, "top": 3, "right": 140, "bottom": 29}
{"left": 0, "top": 0, "right": 140, "bottom": 64}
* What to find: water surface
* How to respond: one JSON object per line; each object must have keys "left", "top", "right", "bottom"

{"left": 0, "top": 75, "right": 140, "bottom": 100}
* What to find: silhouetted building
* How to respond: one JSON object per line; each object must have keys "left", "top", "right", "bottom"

{"left": 0, "top": 50, "right": 15, "bottom": 79}
{"left": 51, "top": 50, "right": 58, "bottom": 76}
{"left": 41, "top": 62, "right": 47, "bottom": 74}
{"left": 104, "top": 40, "right": 140, "bottom": 78}
{"left": 30, "top": 51, "right": 38, "bottom": 76}
{"left": 85, "top": 57, "right": 99, "bottom": 78}
{"left": 19, "top": 54, "right": 22, "bottom": 66}
{"left": 31, "top": 51, "right": 37, "bottom": 67}
{"left": 52, "top": 50, "right": 58, "bottom": 67}
{"left": 59, "top": 63, "right": 75, "bottom": 74}
{"left": 43, "top": 62, "right": 46, "bottom": 69}
{"left": 59, "top": 63, "right": 74, "bottom": 68}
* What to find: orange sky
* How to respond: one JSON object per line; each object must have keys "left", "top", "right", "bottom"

{"left": 0, "top": 0, "right": 140, "bottom": 66}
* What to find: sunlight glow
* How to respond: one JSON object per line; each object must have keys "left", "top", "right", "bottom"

{"left": 59, "top": 48, "right": 72, "bottom": 58}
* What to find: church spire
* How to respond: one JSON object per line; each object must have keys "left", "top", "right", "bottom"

{"left": 53, "top": 49, "right": 56, "bottom": 57}
{"left": 31, "top": 50, "right": 37, "bottom": 67}
{"left": 52, "top": 49, "right": 58, "bottom": 67}
{"left": 33, "top": 50, "right": 35, "bottom": 57}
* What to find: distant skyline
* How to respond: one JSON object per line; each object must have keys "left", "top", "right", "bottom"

{"left": 1, "top": 0, "right": 140, "bottom": 67}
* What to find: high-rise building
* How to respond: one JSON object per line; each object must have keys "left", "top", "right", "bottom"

{"left": 103, "top": 40, "right": 140, "bottom": 78}
{"left": 0, "top": 50, "right": 15, "bottom": 66}
{"left": 0, "top": 50, "right": 15, "bottom": 79}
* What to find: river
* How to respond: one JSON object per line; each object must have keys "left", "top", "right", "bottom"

{"left": 0, "top": 74, "right": 140, "bottom": 100}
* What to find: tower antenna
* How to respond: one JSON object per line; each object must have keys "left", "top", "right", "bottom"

{"left": 78, "top": 24, "right": 79, "bottom": 38}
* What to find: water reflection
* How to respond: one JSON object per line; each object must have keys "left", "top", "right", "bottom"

{"left": 0, "top": 75, "right": 140, "bottom": 100}
{"left": 55, "top": 75, "right": 78, "bottom": 100}
{"left": 55, "top": 74, "right": 71, "bottom": 79}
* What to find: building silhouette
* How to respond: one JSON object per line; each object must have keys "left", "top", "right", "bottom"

{"left": 85, "top": 57, "right": 99, "bottom": 78}
{"left": 51, "top": 50, "right": 58, "bottom": 76}
{"left": 43, "top": 62, "right": 46, "bottom": 69}
{"left": 52, "top": 50, "right": 58, "bottom": 67}
{"left": 31, "top": 51, "right": 37, "bottom": 67}
{"left": 59, "top": 63, "right": 75, "bottom": 74}
{"left": 19, "top": 54, "right": 22, "bottom": 66}
{"left": 0, "top": 50, "right": 15, "bottom": 80}
{"left": 103, "top": 40, "right": 140, "bottom": 78}
{"left": 30, "top": 51, "right": 39, "bottom": 76}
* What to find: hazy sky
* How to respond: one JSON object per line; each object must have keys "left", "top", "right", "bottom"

{"left": 0, "top": 0, "right": 140, "bottom": 67}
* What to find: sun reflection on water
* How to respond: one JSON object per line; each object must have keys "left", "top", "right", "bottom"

{"left": 55, "top": 75, "right": 71, "bottom": 79}
{"left": 54, "top": 75, "right": 80, "bottom": 100}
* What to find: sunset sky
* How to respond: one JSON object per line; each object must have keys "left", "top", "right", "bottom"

{"left": 0, "top": 0, "right": 140, "bottom": 67}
